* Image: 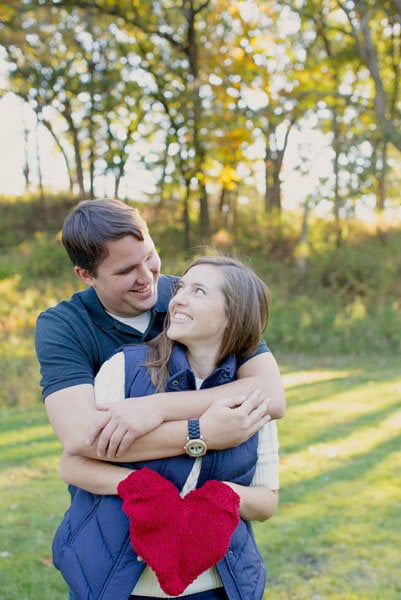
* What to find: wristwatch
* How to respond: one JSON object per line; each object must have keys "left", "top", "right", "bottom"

{"left": 184, "top": 418, "right": 207, "bottom": 457}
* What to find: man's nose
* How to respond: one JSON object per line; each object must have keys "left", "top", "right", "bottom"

{"left": 136, "top": 263, "right": 153, "bottom": 282}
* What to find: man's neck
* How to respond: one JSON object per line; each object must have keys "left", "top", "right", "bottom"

{"left": 106, "top": 310, "right": 151, "bottom": 333}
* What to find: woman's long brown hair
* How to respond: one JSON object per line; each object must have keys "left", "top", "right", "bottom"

{"left": 146, "top": 255, "right": 270, "bottom": 392}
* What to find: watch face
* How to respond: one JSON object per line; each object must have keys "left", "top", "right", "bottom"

{"left": 186, "top": 439, "right": 207, "bottom": 457}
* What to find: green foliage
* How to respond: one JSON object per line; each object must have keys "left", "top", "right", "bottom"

{"left": 0, "top": 194, "right": 400, "bottom": 407}
{"left": 267, "top": 291, "right": 401, "bottom": 355}
{"left": 0, "top": 194, "right": 76, "bottom": 248}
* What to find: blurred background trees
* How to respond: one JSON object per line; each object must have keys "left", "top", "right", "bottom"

{"left": 0, "top": 0, "right": 400, "bottom": 246}
{"left": 0, "top": 1, "right": 400, "bottom": 405}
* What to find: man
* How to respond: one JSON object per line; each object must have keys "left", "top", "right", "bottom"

{"left": 35, "top": 198, "right": 285, "bottom": 469}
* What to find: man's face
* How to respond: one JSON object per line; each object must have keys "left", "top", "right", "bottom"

{"left": 79, "top": 234, "right": 161, "bottom": 317}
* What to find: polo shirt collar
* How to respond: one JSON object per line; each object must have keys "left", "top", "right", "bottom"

{"left": 80, "top": 287, "right": 164, "bottom": 333}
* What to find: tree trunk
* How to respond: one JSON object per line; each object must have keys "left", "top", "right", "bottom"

{"left": 263, "top": 122, "right": 293, "bottom": 213}
{"left": 331, "top": 107, "right": 343, "bottom": 247}
{"left": 42, "top": 118, "right": 74, "bottom": 192}
{"left": 183, "top": 176, "right": 191, "bottom": 251}
{"left": 88, "top": 57, "right": 95, "bottom": 199}
{"left": 264, "top": 150, "right": 282, "bottom": 212}
{"left": 375, "top": 142, "right": 387, "bottom": 211}
{"left": 296, "top": 198, "right": 311, "bottom": 273}
{"left": 186, "top": 0, "right": 210, "bottom": 240}
{"left": 34, "top": 113, "right": 45, "bottom": 205}
{"left": 22, "top": 117, "right": 31, "bottom": 192}
{"left": 64, "top": 98, "right": 85, "bottom": 198}
{"left": 342, "top": 0, "right": 401, "bottom": 151}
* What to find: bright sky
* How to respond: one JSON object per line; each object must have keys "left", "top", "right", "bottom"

{"left": 0, "top": 89, "right": 390, "bottom": 224}
{"left": 0, "top": 90, "right": 333, "bottom": 205}
{"left": 0, "top": 93, "right": 69, "bottom": 195}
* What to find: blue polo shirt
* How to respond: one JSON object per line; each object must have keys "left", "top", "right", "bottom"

{"left": 35, "top": 274, "right": 269, "bottom": 399}
{"left": 35, "top": 275, "right": 178, "bottom": 398}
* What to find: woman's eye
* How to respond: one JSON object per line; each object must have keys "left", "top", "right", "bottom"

{"left": 195, "top": 287, "right": 206, "bottom": 295}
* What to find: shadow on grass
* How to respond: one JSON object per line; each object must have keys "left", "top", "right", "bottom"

{"left": 0, "top": 405, "right": 47, "bottom": 433}
{"left": 284, "top": 368, "right": 401, "bottom": 408}
{"left": 282, "top": 399, "right": 401, "bottom": 455}
{"left": 281, "top": 430, "right": 401, "bottom": 504}
{"left": 1, "top": 434, "right": 63, "bottom": 467}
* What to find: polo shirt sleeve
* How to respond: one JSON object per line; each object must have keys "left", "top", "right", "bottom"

{"left": 35, "top": 308, "right": 95, "bottom": 398}
{"left": 236, "top": 338, "right": 270, "bottom": 369}
{"left": 250, "top": 421, "right": 279, "bottom": 490}
{"left": 94, "top": 352, "right": 125, "bottom": 405}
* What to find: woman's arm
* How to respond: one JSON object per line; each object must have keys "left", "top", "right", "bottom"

{"left": 236, "top": 352, "right": 285, "bottom": 420}
{"left": 224, "top": 419, "right": 280, "bottom": 522}
{"left": 224, "top": 483, "right": 278, "bottom": 522}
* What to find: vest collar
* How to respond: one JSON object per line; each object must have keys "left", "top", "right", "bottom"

{"left": 166, "top": 345, "right": 237, "bottom": 391}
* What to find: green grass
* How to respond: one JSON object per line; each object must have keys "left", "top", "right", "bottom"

{"left": 0, "top": 406, "right": 68, "bottom": 597}
{"left": 1, "top": 355, "right": 400, "bottom": 599}
{"left": 257, "top": 354, "right": 401, "bottom": 599}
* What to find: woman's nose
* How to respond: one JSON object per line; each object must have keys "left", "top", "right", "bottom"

{"left": 172, "top": 291, "right": 188, "bottom": 306}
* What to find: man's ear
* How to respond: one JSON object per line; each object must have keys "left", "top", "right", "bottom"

{"left": 74, "top": 266, "right": 96, "bottom": 287}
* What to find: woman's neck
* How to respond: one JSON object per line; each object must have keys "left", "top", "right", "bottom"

{"left": 186, "top": 347, "right": 218, "bottom": 380}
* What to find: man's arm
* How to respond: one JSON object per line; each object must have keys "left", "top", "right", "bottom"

{"left": 45, "top": 385, "right": 270, "bottom": 461}
{"left": 59, "top": 451, "right": 132, "bottom": 494}
{"left": 87, "top": 351, "right": 285, "bottom": 458}
{"left": 236, "top": 352, "right": 285, "bottom": 419}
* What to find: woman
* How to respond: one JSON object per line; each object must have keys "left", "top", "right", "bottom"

{"left": 55, "top": 256, "right": 281, "bottom": 600}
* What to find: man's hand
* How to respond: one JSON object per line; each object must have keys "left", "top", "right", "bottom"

{"left": 200, "top": 390, "right": 271, "bottom": 449}
{"left": 86, "top": 397, "right": 164, "bottom": 458}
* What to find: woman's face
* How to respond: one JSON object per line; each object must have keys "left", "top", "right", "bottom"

{"left": 167, "top": 264, "right": 228, "bottom": 352}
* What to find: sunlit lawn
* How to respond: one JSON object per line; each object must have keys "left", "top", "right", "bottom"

{"left": 0, "top": 354, "right": 400, "bottom": 599}
{"left": 259, "top": 354, "right": 401, "bottom": 599}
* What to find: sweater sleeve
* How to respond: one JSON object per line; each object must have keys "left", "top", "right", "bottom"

{"left": 94, "top": 352, "right": 125, "bottom": 405}
{"left": 250, "top": 420, "right": 279, "bottom": 490}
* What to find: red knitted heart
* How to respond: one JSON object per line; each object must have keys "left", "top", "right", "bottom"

{"left": 117, "top": 467, "right": 240, "bottom": 596}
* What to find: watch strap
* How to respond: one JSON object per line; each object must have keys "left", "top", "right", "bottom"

{"left": 187, "top": 418, "right": 201, "bottom": 440}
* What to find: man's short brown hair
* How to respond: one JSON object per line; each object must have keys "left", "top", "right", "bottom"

{"left": 62, "top": 198, "right": 149, "bottom": 274}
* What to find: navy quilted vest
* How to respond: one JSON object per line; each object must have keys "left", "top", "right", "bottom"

{"left": 52, "top": 344, "right": 266, "bottom": 600}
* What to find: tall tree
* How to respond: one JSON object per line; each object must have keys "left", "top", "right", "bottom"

{"left": 338, "top": 0, "right": 401, "bottom": 151}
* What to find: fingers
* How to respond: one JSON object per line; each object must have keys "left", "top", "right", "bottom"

{"left": 96, "top": 422, "right": 118, "bottom": 457}
{"left": 104, "top": 429, "right": 137, "bottom": 459}
{"left": 231, "top": 390, "right": 269, "bottom": 421}
{"left": 238, "top": 392, "right": 272, "bottom": 435}
{"left": 87, "top": 403, "right": 163, "bottom": 458}
{"left": 243, "top": 413, "right": 271, "bottom": 440}
{"left": 218, "top": 394, "right": 247, "bottom": 409}
{"left": 201, "top": 389, "right": 271, "bottom": 450}
{"left": 85, "top": 411, "right": 111, "bottom": 446}
{"left": 84, "top": 411, "right": 129, "bottom": 458}
{"left": 115, "top": 431, "right": 137, "bottom": 457}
